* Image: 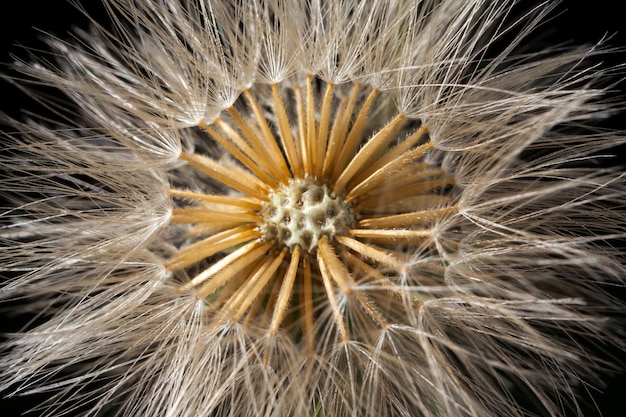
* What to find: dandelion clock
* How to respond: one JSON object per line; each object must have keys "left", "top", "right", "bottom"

{"left": 1, "top": 1, "right": 625, "bottom": 416}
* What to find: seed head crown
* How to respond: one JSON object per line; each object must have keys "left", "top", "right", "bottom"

{"left": 260, "top": 179, "right": 354, "bottom": 253}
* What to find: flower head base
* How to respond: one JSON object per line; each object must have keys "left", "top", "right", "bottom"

{"left": 167, "top": 77, "right": 456, "bottom": 345}
{"left": 261, "top": 178, "right": 353, "bottom": 252}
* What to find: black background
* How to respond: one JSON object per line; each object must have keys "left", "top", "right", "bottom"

{"left": 1, "top": 1, "right": 624, "bottom": 416}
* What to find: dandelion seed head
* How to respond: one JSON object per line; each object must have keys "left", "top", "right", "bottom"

{"left": 1, "top": 1, "right": 625, "bottom": 417}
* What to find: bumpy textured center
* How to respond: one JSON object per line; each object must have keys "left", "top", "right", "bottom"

{"left": 260, "top": 179, "right": 353, "bottom": 252}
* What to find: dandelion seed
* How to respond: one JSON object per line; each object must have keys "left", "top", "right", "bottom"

{"left": 1, "top": 1, "right": 625, "bottom": 417}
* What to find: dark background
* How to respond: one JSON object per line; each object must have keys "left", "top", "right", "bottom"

{"left": 1, "top": 1, "right": 624, "bottom": 416}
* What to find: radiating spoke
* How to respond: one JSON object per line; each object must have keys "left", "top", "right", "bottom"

{"left": 357, "top": 206, "right": 459, "bottom": 229}
{"left": 348, "top": 229, "right": 432, "bottom": 244}
{"left": 337, "top": 236, "right": 409, "bottom": 272}
{"left": 269, "top": 247, "right": 301, "bottom": 335}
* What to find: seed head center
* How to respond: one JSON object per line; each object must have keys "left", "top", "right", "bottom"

{"left": 261, "top": 178, "right": 353, "bottom": 253}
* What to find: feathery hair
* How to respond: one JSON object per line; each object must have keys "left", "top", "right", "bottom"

{"left": 1, "top": 1, "right": 625, "bottom": 416}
